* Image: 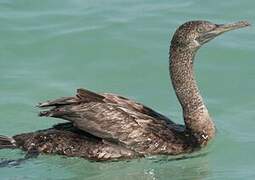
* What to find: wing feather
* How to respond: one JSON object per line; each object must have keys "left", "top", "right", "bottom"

{"left": 38, "top": 88, "right": 181, "bottom": 153}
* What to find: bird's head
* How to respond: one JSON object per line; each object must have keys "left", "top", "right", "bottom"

{"left": 171, "top": 20, "right": 250, "bottom": 49}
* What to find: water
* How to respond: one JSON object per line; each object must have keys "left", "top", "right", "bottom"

{"left": 0, "top": 0, "right": 254, "bottom": 179}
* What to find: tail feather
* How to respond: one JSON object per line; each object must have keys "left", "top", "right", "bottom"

{"left": 38, "top": 88, "right": 105, "bottom": 119}
{"left": 38, "top": 97, "right": 78, "bottom": 108}
{"left": 38, "top": 108, "right": 71, "bottom": 118}
{"left": 0, "top": 135, "right": 16, "bottom": 149}
{"left": 38, "top": 88, "right": 105, "bottom": 109}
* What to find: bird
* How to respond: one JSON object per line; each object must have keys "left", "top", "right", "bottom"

{"left": 0, "top": 20, "right": 250, "bottom": 161}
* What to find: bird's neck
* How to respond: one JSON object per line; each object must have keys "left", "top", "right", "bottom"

{"left": 169, "top": 45, "right": 215, "bottom": 146}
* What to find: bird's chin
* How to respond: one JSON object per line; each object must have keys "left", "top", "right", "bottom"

{"left": 196, "top": 34, "right": 216, "bottom": 45}
{"left": 197, "top": 21, "right": 250, "bottom": 45}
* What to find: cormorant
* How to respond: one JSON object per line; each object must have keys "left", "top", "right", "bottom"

{"left": 0, "top": 20, "right": 250, "bottom": 161}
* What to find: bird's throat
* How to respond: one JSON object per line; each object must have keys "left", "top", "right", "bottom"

{"left": 169, "top": 45, "right": 215, "bottom": 145}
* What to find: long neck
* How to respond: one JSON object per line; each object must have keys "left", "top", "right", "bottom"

{"left": 169, "top": 44, "right": 215, "bottom": 146}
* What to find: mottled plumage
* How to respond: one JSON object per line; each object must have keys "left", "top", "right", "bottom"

{"left": 0, "top": 20, "right": 249, "bottom": 161}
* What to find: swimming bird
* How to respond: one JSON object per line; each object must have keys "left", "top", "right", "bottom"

{"left": 0, "top": 20, "right": 249, "bottom": 161}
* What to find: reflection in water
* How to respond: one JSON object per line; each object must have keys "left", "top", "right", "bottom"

{"left": 0, "top": 150, "right": 211, "bottom": 179}
{"left": 49, "top": 151, "right": 211, "bottom": 180}
{"left": 140, "top": 153, "right": 210, "bottom": 180}
{"left": 0, "top": 151, "right": 38, "bottom": 168}
{"left": 0, "top": 158, "right": 27, "bottom": 168}
{"left": 148, "top": 158, "right": 210, "bottom": 180}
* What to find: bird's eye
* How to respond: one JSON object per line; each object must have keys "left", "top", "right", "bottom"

{"left": 197, "top": 27, "right": 204, "bottom": 33}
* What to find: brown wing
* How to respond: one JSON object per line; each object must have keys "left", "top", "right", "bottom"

{"left": 102, "top": 93, "right": 175, "bottom": 124}
{"left": 38, "top": 88, "right": 104, "bottom": 108}
{"left": 39, "top": 88, "right": 174, "bottom": 123}
{"left": 38, "top": 88, "right": 183, "bottom": 153}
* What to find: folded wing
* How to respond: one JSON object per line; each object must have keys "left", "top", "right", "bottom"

{"left": 38, "top": 88, "right": 180, "bottom": 153}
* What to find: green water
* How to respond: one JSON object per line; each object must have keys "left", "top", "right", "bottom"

{"left": 0, "top": 0, "right": 254, "bottom": 179}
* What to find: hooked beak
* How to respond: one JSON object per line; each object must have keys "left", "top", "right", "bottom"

{"left": 198, "top": 21, "right": 250, "bottom": 44}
